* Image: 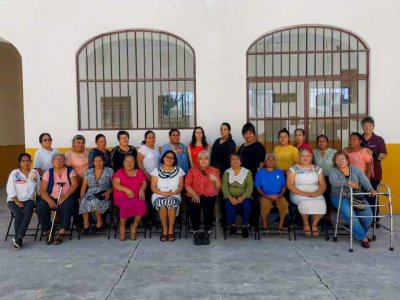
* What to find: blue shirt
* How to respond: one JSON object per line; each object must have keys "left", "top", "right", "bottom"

{"left": 254, "top": 168, "right": 285, "bottom": 195}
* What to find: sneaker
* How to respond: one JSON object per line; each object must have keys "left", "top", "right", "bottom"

{"left": 241, "top": 227, "right": 249, "bottom": 238}
{"left": 12, "top": 238, "right": 22, "bottom": 250}
{"left": 202, "top": 231, "right": 210, "bottom": 245}
{"left": 229, "top": 226, "right": 237, "bottom": 235}
{"left": 193, "top": 232, "right": 202, "bottom": 246}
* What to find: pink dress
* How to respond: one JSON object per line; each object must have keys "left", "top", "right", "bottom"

{"left": 113, "top": 169, "right": 147, "bottom": 218}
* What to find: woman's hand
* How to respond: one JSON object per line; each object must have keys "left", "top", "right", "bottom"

{"left": 124, "top": 188, "right": 135, "bottom": 198}
{"left": 14, "top": 199, "right": 24, "bottom": 208}
{"left": 347, "top": 181, "right": 359, "bottom": 190}
{"left": 191, "top": 193, "right": 200, "bottom": 203}
{"left": 236, "top": 195, "right": 245, "bottom": 204}
{"left": 103, "top": 190, "right": 112, "bottom": 200}
{"left": 208, "top": 174, "right": 218, "bottom": 182}
{"left": 370, "top": 190, "right": 378, "bottom": 197}
{"left": 228, "top": 196, "right": 237, "bottom": 205}
{"left": 139, "top": 189, "right": 145, "bottom": 200}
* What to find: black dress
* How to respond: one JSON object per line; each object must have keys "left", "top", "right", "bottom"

{"left": 237, "top": 141, "right": 266, "bottom": 179}
{"left": 210, "top": 137, "right": 236, "bottom": 174}
{"left": 110, "top": 145, "right": 137, "bottom": 171}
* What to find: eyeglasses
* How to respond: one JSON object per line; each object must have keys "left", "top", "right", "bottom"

{"left": 165, "top": 156, "right": 175, "bottom": 160}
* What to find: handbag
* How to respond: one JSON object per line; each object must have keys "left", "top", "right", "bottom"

{"left": 94, "top": 190, "right": 107, "bottom": 200}
{"left": 352, "top": 195, "right": 367, "bottom": 210}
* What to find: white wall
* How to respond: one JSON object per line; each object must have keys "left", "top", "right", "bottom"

{"left": 0, "top": 0, "right": 399, "bottom": 148}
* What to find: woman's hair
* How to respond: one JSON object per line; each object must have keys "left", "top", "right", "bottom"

{"left": 229, "top": 152, "right": 243, "bottom": 165}
{"left": 294, "top": 128, "right": 306, "bottom": 136}
{"left": 241, "top": 122, "right": 256, "bottom": 135}
{"left": 160, "top": 150, "right": 178, "bottom": 166}
{"left": 95, "top": 134, "right": 106, "bottom": 143}
{"left": 264, "top": 153, "right": 276, "bottom": 161}
{"left": 117, "top": 130, "right": 130, "bottom": 141}
{"left": 361, "top": 116, "right": 375, "bottom": 126}
{"left": 39, "top": 133, "right": 52, "bottom": 144}
{"left": 72, "top": 135, "right": 85, "bottom": 146}
{"left": 317, "top": 134, "right": 329, "bottom": 143}
{"left": 350, "top": 132, "right": 363, "bottom": 141}
{"left": 198, "top": 150, "right": 210, "bottom": 161}
{"left": 333, "top": 151, "right": 350, "bottom": 168}
{"left": 191, "top": 126, "right": 208, "bottom": 147}
{"left": 123, "top": 154, "right": 136, "bottom": 164}
{"left": 92, "top": 152, "right": 105, "bottom": 162}
{"left": 18, "top": 153, "right": 31, "bottom": 163}
{"left": 278, "top": 128, "right": 290, "bottom": 139}
{"left": 142, "top": 130, "right": 155, "bottom": 145}
{"left": 51, "top": 152, "right": 66, "bottom": 161}
{"left": 168, "top": 128, "right": 180, "bottom": 136}
{"left": 298, "top": 148, "right": 313, "bottom": 157}
{"left": 220, "top": 122, "right": 232, "bottom": 138}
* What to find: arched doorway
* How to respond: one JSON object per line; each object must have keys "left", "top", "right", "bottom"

{"left": 0, "top": 37, "right": 25, "bottom": 185}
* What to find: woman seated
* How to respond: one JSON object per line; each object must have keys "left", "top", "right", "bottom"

{"left": 287, "top": 149, "right": 327, "bottom": 237}
{"left": 343, "top": 132, "right": 373, "bottom": 178}
{"left": 79, "top": 153, "right": 114, "bottom": 234}
{"left": 255, "top": 154, "right": 288, "bottom": 234}
{"left": 37, "top": 153, "right": 79, "bottom": 245}
{"left": 6, "top": 153, "right": 41, "bottom": 249}
{"left": 185, "top": 151, "right": 221, "bottom": 246}
{"left": 113, "top": 155, "right": 147, "bottom": 241}
{"left": 222, "top": 153, "right": 253, "bottom": 238}
{"left": 329, "top": 151, "right": 378, "bottom": 248}
{"left": 151, "top": 150, "right": 185, "bottom": 242}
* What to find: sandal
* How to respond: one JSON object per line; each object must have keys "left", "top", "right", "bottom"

{"left": 277, "top": 227, "right": 285, "bottom": 235}
{"left": 160, "top": 234, "right": 168, "bottom": 242}
{"left": 311, "top": 226, "right": 319, "bottom": 237}
{"left": 53, "top": 233, "right": 65, "bottom": 245}
{"left": 168, "top": 234, "right": 176, "bottom": 242}
{"left": 303, "top": 225, "right": 312, "bottom": 236}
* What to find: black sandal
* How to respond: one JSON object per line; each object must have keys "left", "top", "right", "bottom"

{"left": 160, "top": 234, "right": 168, "bottom": 242}
{"left": 53, "top": 233, "right": 65, "bottom": 245}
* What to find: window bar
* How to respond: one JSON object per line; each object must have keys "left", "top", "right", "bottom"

{"left": 159, "top": 34, "right": 163, "bottom": 128}
{"left": 151, "top": 32, "right": 155, "bottom": 128}
{"left": 93, "top": 40, "right": 99, "bottom": 130}
{"left": 167, "top": 35, "right": 171, "bottom": 127}
{"left": 109, "top": 35, "right": 115, "bottom": 128}
{"left": 85, "top": 46, "right": 90, "bottom": 129}
{"left": 102, "top": 37, "right": 106, "bottom": 128}
{"left": 135, "top": 32, "right": 139, "bottom": 128}
{"left": 183, "top": 43, "right": 187, "bottom": 128}
{"left": 314, "top": 28, "right": 317, "bottom": 76}
{"left": 175, "top": 38, "right": 179, "bottom": 127}
{"left": 280, "top": 29, "right": 283, "bottom": 77}
{"left": 143, "top": 32, "right": 147, "bottom": 128}
{"left": 271, "top": 33, "right": 274, "bottom": 77}
{"left": 118, "top": 33, "right": 122, "bottom": 128}
{"left": 126, "top": 32, "right": 131, "bottom": 128}
{"left": 255, "top": 41, "right": 258, "bottom": 121}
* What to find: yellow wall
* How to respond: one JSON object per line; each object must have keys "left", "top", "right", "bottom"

{"left": 0, "top": 145, "right": 25, "bottom": 185}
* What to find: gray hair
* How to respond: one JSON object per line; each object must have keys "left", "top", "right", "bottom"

{"left": 265, "top": 153, "right": 276, "bottom": 161}
{"left": 72, "top": 134, "right": 86, "bottom": 146}
{"left": 298, "top": 148, "right": 313, "bottom": 156}
{"left": 51, "top": 152, "right": 66, "bottom": 161}
{"left": 198, "top": 150, "right": 210, "bottom": 160}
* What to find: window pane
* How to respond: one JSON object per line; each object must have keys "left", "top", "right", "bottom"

{"left": 325, "top": 81, "right": 333, "bottom": 117}
{"left": 299, "top": 54, "right": 306, "bottom": 76}
{"left": 290, "top": 29, "right": 298, "bottom": 51}
{"left": 324, "top": 29, "right": 332, "bottom": 51}
{"left": 341, "top": 52, "right": 349, "bottom": 75}
{"left": 317, "top": 81, "right": 325, "bottom": 117}
{"left": 265, "top": 82, "right": 273, "bottom": 117}
{"left": 168, "top": 37, "right": 177, "bottom": 79}
{"left": 308, "top": 119, "right": 318, "bottom": 148}
{"left": 136, "top": 32, "right": 145, "bottom": 79}
{"left": 160, "top": 34, "right": 168, "bottom": 79}
{"left": 316, "top": 53, "right": 323, "bottom": 75}
{"left": 290, "top": 54, "right": 298, "bottom": 76}
{"left": 297, "top": 81, "right": 305, "bottom": 117}
{"left": 144, "top": 32, "right": 153, "bottom": 79}
{"left": 119, "top": 33, "right": 128, "bottom": 80}
{"left": 256, "top": 54, "right": 265, "bottom": 77}
{"left": 341, "top": 81, "right": 349, "bottom": 117}
{"left": 87, "top": 42, "right": 95, "bottom": 80}
{"left": 333, "top": 118, "right": 342, "bottom": 149}
{"left": 103, "top": 37, "right": 111, "bottom": 80}
{"left": 273, "top": 82, "right": 281, "bottom": 117}
{"left": 282, "top": 30, "right": 290, "bottom": 52}
{"left": 265, "top": 54, "right": 272, "bottom": 76}
{"left": 333, "top": 30, "right": 341, "bottom": 50}
{"left": 350, "top": 52, "right": 357, "bottom": 74}
{"left": 78, "top": 50, "right": 87, "bottom": 80}
{"left": 350, "top": 36, "right": 357, "bottom": 50}
{"left": 257, "top": 82, "right": 265, "bottom": 118}
{"left": 273, "top": 32, "right": 281, "bottom": 52}
{"left": 350, "top": 80, "right": 358, "bottom": 115}
{"left": 358, "top": 52, "right": 367, "bottom": 75}
{"left": 316, "top": 28, "right": 324, "bottom": 51}
{"left": 280, "top": 82, "right": 289, "bottom": 118}
{"left": 332, "top": 52, "right": 340, "bottom": 75}
{"left": 264, "top": 120, "right": 273, "bottom": 152}
{"left": 273, "top": 54, "right": 281, "bottom": 76}
{"left": 309, "top": 81, "right": 317, "bottom": 117}
{"left": 307, "top": 28, "right": 315, "bottom": 51}
{"left": 358, "top": 80, "right": 366, "bottom": 115}
{"left": 255, "top": 37, "right": 264, "bottom": 52}
{"left": 333, "top": 80, "right": 341, "bottom": 117}
{"left": 95, "top": 38, "right": 104, "bottom": 80}
{"left": 127, "top": 33, "right": 136, "bottom": 79}
{"left": 288, "top": 82, "right": 297, "bottom": 117}
{"left": 111, "top": 34, "right": 120, "bottom": 80}
{"left": 79, "top": 83, "right": 88, "bottom": 129}
{"left": 146, "top": 82, "right": 153, "bottom": 127}
{"left": 282, "top": 54, "right": 289, "bottom": 76}
{"left": 265, "top": 35, "right": 273, "bottom": 52}
{"left": 299, "top": 28, "right": 307, "bottom": 51}
{"left": 248, "top": 82, "right": 256, "bottom": 118}
{"left": 248, "top": 55, "right": 256, "bottom": 77}
{"left": 176, "top": 39, "right": 185, "bottom": 78}
{"left": 184, "top": 46, "right": 194, "bottom": 78}
{"left": 152, "top": 33, "right": 161, "bottom": 79}
{"left": 324, "top": 53, "right": 332, "bottom": 75}
{"left": 307, "top": 53, "right": 315, "bottom": 76}
{"left": 341, "top": 32, "right": 349, "bottom": 51}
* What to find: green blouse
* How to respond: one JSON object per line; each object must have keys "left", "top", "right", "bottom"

{"left": 222, "top": 168, "right": 253, "bottom": 199}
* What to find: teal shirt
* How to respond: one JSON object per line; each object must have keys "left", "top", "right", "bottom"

{"left": 314, "top": 148, "right": 337, "bottom": 176}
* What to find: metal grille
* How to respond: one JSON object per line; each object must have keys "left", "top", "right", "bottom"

{"left": 77, "top": 30, "right": 196, "bottom": 130}
{"left": 247, "top": 26, "right": 369, "bottom": 151}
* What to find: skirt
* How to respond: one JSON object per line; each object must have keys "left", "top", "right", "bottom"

{"left": 79, "top": 194, "right": 111, "bottom": 214}
{"left": 115, "top": 198, "right": 147, "bottom": 219}
{"left": 153, "top": 196, "right": 181, "bottom": 213}
{"left": 290, "top": 195, "right": 327, "bottom": 215}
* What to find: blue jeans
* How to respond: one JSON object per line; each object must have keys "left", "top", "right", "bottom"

{"left": 8, "top": 200, "right": 35, "bottom": 239}
{"left": 225, "top": 198, "right": 252, "bottom": 226}
{"left": 331, "top": 194, "right": 372, "bottom": 241}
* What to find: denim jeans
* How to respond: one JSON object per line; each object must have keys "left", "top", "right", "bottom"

{"left": 225, "top": 198, "right": 252, "bottom": 226}
{"left": 36, "top": 197, "right": 75, "bottom": 232}
{"left": 331, "top": 194, "right": 372, "bottom": 241}
{"left": 7, "top": 200, "right": 35, "bottom": 239}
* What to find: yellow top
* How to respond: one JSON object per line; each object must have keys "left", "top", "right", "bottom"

{"left": 273, "top": 145, "right": 299, "bottom": 172}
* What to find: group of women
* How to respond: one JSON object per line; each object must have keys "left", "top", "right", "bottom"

{"left": 6, "top": 117, "right": 386, "bottom": 249}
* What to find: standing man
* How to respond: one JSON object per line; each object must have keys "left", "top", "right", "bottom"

{"left": 361, "top": 116, "right": 387, "bottom": 226}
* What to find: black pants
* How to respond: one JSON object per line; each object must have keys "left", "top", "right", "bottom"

{"left": 37, "top": 197, "right": 75, "bottom": 232}
{"left": 188, "top": 195, "right": 216, "bottom": 232}
{"left": 8, "top": 200, "right": 35, "bottom": 239}
{"left": 367, "top": 180, "right": 380, "bottom": 218}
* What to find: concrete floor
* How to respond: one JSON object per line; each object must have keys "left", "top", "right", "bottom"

{"left": 0, "top": 187, "right": 399, "bottom": 300}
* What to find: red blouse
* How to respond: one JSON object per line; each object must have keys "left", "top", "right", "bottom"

{"left": 185, "top": 166, "right": 220, "bottom": 197}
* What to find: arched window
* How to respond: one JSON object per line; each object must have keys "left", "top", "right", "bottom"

{"left": 247, "top": 25, "right": 369, "bottom": 151}
{"left": 77, "top": 30, "right": 196, "bottom": 130}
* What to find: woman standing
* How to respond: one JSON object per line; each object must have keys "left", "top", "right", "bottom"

{"left": 294, "top": 128, "right": 313, "bottom": 153}
{"left": 210, "top": 122, "right": 236, "bottom": 174}
{"left": 88, "top": 134, "right": 111, "bottom": 168}
{"left": 343, "top": 132, "right": 373, "bottom": 178}
{"left": 237, "top": 122, "right": 266, "bottom": 179}
{"left": 329, "top": 151, "right": 378, "bottom": 248}
{"left": 161, "top": 129, "right": 189, "bottom": 174}
{"left": 273, "top": 128, "right": 299, "bottom": 174}
{"left": 188, "top": 126, "right": 210, "bottom": 169}
{"left": 79, "top": 153, "right": 114, "bottom": 234}
{"left": 113, "top": 155, "right": 147, "bottom": 241}
{"left": 6, "top": 153, "right": 41, "bottom": 249}
{"left": 287, "top": 149, "right": 327, "bottom": 237}
{"left": 111, "top": 130, "right": 137, "bottom": 172}
{"left": 33, "top": 133, "right": 58, "bottom": 176}
{"left": 151, "top": 150, "right": 185, "bottom": 242}
{"left": 65, "top": 135, "right": 89, "bottom": 179}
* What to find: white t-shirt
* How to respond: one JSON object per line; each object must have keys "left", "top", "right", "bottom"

{"left": 150, "top": 167, "right": 185, "bottom": 202}
{"left": 138, "top": 144, "right": 160, "bottom": 175}
{"left": 33, "top": 147, "right": 59, "bottom": 172}
{"left": 6, "top": 169, "right": 41, "bottom": 202}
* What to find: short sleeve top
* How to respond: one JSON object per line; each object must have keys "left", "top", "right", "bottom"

{"left": 42, "top": 168, "right": 77, "bottom": 199}
{"left": 138, "top": 144, "right": 160, "bottom": 175}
